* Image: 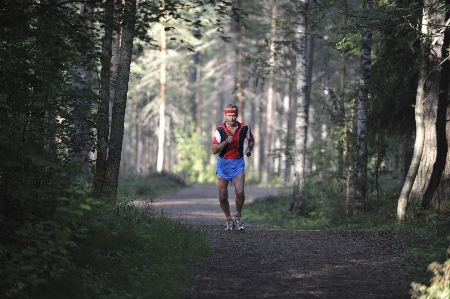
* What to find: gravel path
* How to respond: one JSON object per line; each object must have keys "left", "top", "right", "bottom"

{"left": 148, "top": 184, "right": 411, "bottom": 299}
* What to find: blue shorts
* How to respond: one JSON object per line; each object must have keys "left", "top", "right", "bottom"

{"left": 216, "top": 157, "right": 245, "bottom": 182}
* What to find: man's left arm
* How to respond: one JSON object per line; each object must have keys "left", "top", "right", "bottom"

{"left": 245, "top": 139, "right": 255, "bottom": 156}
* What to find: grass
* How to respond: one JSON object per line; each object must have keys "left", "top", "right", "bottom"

{"left": 32, "top": 174, "right": 210, "bottom": 299}
{"left": 244, "top": 191, "right": 450, "bottom": 288}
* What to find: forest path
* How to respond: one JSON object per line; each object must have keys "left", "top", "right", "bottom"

{"left": 150, "top": 184, "right": 411, "bottom": 299}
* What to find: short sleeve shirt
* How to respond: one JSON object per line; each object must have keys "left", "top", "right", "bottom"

{"left": 213, "top": 122, "right": 254, "bottom": 159}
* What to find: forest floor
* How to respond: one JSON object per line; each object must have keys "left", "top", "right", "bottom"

{"left": 148, "top": 184, "right": 412, "bottom": 299}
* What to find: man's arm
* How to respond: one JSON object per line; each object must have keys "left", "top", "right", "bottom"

{"left": 212, "top": 135, "right": 233, "bottom": 154}
{"left": 245, "top": 139, "right": 255, "bottom": 156}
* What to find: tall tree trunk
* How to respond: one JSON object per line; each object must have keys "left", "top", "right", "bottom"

{"left": 346, "top": 98, "right": 356, "bottom": 214}
{"left": 262, "top": 2, "right": 278, "bottom": 184}
{"left": 103, "top": 0, "right": 136, "bottom": 196}
{"left": 223, "top": 5, "right": 238, "bottom": 106}
{"left": 94, "top": 0, "right": 114, "bottom": 195}
{"left": 290, "top": 0, "right": 308, "bottom": 211}
{"left": 285, "top": 74, "right": 297, "bottom": 184}
{"left": 236, "top": 0, "right": 244, "bottom": 120}
{"left": 75, "top": 3, "right": 94, "bottom": 178}
{"left": 135, "top": 103, "right": 143, "bottom": 174}
{"left": 399, "top": 1, "right": 450, "bottom": 217}
{"left": 338, "top": 0, "right": 347, "bottom": 184}
{"left": 157, "top": 24, "right": 167, "bottom": 173}
{"left": 353, "top": 2, "right": 372, "bottom": 217}
{"left": 397, "top": 0, "right": 434, "bottom": 220}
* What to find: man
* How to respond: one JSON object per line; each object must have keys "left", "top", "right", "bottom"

{"left": 212, "top": 104, "right": 255, "bottom": 230}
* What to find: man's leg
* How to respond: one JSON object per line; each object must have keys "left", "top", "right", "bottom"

{"left": 233, "top": 171, "right": 245, "bottom": 215}
{"left": 217, "top": 175, "right": 231, "bottom": 218}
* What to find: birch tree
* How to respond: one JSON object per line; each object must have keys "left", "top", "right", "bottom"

{"left": 156, "top": 23, "right": 167, "bottom": 173}
{"left": 353, "top": 2, "right": 372, "bottom": 217}
{"left": 290, "top": 0, "right": 308, "bottom": 211}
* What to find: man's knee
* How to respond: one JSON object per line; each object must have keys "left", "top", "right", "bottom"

{"left": 219, "top": 192, "right": 228, "bottom": 203}
{"left": 235, "top": 191, "right": 245, "bottom": 200}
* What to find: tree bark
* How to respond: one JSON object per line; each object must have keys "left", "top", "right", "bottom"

{"left": 74, "top": 2, "right": 94, "bottom": 178}
{"left": 353, "top": 3, "right": 372, "bottom": 217}
{"left": 397, "top": 0, "right": 445, "bottom": 219}
{"left": 157, "top": 23, "right": 167, "bottom": 173}
{"left": 93, "top": 0, "right": 114, "bottom": 195}
{"left": 135, "top": 103, "right": 143, "bottom": 174}
{"left": 103, "top": 0, "right": 136, "bottom": 196}
{"left": 236, "top": 0, "right": 244, "bottom": 121}
{"left": 290, "top": 0, "right": 308, "bottom": 211}
{"left": 407, "top": 2, "right": 450, "bottom": 211}
{"left": 338, "top": 0, "right": 347, "bottom": 184}
{"left": 420, "top": 21, "right": 450, "bottom": 208}
{"left": 262, "top": 2, "right": 278, "bottom": 184}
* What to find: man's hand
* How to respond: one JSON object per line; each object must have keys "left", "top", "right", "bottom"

{"left": 226, "top": 135, "right": 233, "bottom": 144}
{"left": 245, "top": 146, "right": 252, "bottom": 157}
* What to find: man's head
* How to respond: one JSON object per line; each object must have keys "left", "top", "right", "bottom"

{"left": 224, "top": 104, "right": 238, "bottom": 125}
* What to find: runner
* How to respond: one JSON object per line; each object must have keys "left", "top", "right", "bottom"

{"left": 211, "top": 104, "right": 255, "bottom": 230}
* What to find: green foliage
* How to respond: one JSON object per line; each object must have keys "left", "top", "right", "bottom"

{"left": 32, "top": 195, "right": 211, "bottom": 299}
{"left": 173, "top": 126, "right": 215, "bottom": 184}
{"left": 0, "top": 187, "right": 99, "bottom": 298}
{"left": 411, "top": 259, "right": 450, "bottom": 299}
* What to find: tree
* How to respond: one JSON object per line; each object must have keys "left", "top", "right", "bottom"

{"left": 353, "top": 2, "right": 372, "bottom": 216}
{"left": 290, "top": 0, "right": 309, "bottom": 211}
{"left": 157, "top": 22, "right": 167, "bottom": 173}
{"left": 397, "top": 0, "right": 450, "bottom": 219}
{"left": 104, "top": 0, "right": 137, "bottom": 196}
{"left": 93, "top": 0, "right": 115, "bottom": 195}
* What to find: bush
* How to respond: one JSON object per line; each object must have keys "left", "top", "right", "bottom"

{"left": 411, "top": 259, "right": 450, "bottom": 299}
{"left": 32, "top": 195, "right": 211, "bottom": 299}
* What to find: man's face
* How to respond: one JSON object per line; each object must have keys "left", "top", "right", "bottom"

{"left": 225, "top": 112, "right": 238, "bottom": 125}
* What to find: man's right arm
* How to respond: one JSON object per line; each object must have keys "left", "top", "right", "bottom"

{"left": 212, "top": 135, "right": 233, "bottom": 154}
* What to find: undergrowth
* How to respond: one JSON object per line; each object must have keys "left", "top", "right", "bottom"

{"left": 32, "top": 195, "right": 211, "bottom": 299}
{"left": 24, "top": 174, "right": 210, "bottom": 299}
{"left": 245, "top": 191, "right": 450, "bottom": 297}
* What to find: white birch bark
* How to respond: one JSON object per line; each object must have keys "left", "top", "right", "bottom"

{"left": 157, "top": 24, "right": 167, "bottom": 173}
{"left": 290, "top": 0, "right": 308, "bottom": 211}
{"left": 353, "top": 3, "right": 372, "bottom": 216}
{"left": 263, "top": 2, "right": 277, "bottom": 183}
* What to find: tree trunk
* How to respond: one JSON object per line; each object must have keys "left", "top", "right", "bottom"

{"left": 103, "top": 0, "right": 136, "bottom": 196}
{"left": 135, "top": 103, "right": 143, "bottom": 174}
{"left": 338, "top": 0, "right": 347, "bottom": 184}
{"left": 93, "top": 0, "right": 114, "bottom": 195}
{"left": 156, "top": 24, "right": 167, "bottom": 173}
{"left": 236, "top": 0, "right": 244, "bottom": 120}
{"left": 404, "top": 2, "right": 450, "bottom": 213}
{"left": 285, "top": 66, "right": 297, "bottom": 184}
{"left": 353, "top": 3, "right": 372, "bottom": 217}
{"left": 290, "top": 0, "right": 308, "bottom": 211}
{"left": 74, "top": 3, "right": 94, "bottom": 178}
{"left": 397, "top": 0, "right": 438, "bottom": 219}
{"left": 262, "top": 2, "right": 278, "bottom": 184}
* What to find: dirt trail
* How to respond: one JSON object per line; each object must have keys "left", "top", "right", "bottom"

{"left": 150, "top": 184, "right": 411, "bottom": 299}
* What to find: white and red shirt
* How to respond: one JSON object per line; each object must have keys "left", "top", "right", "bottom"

{"left": 213, "top": 122, "right": 254, "bottom": 159}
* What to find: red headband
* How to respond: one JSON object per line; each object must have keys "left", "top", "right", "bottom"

{"left": 224, "top": 109, "right": 238, "bottom": 114}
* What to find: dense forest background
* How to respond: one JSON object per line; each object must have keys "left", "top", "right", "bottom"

{"left": 1, "top": 0, "right": 450, "bottom": 298}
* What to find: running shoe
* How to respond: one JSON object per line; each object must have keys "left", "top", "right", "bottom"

{"left": 234, "top": 215, "right": 245, "bottom": 231}
{"left": 225, "top": 218, "right": 235, "bottom": 231}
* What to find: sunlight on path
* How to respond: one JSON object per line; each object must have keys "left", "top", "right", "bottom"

{"left": 140, "top": 184, "right": 284, "bottom": 226}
